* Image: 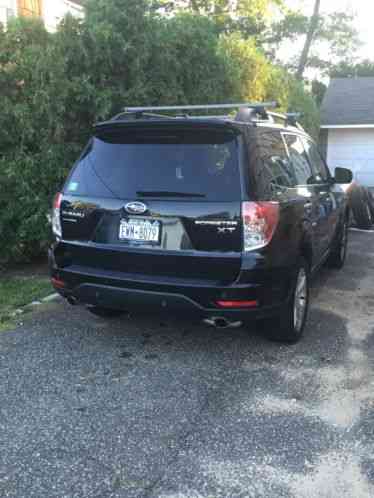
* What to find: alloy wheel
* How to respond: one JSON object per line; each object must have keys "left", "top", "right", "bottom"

{"left": 340, "top": 222, "right": 348, "bottom": 261}
{"left": 293, "top": 268, "right": 308, "bottom": 332}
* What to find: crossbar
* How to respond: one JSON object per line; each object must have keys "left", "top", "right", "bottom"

{"left": 124, "top": 102, "right": 278, "bottom": 113}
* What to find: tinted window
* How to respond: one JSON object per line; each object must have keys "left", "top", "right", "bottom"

{"left": 65, "top": 128, "right": 241, "bottom": 201}
{"left": 283, "top": 134, "right": 314, "bottom": 185}
{"left": 303, "top": 139, "right": 331, "bottom": 183}
{"left": 254, "top": 130, "right": 296, "bottom": 200}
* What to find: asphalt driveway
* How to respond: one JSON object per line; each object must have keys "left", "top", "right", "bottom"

{"left": 1, "top": 230, "right": 374, "bottom": 498}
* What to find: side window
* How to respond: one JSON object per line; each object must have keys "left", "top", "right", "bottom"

{"left": 283, "top": 134, "right": 314, "bottom": 186}
{"left": 254, "top": 130, "right": 296, "bottom": 200}
{"left": 303, "top": 139, "right": 331, "bottom": 183}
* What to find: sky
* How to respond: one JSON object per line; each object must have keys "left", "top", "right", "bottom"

{"left": 287, "top": 0, "right": 374, "bottom": 60}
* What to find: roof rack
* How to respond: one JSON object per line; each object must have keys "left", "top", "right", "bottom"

{"left": 285, "top": 112, "right": 303, "bottom": 127}
{"left": 105, "top": 103, "right": 305, "bottom": 131}
{"left": 123, "top": 102, "right": 278, "bottom": 113}
{"left": 268, "top": 111, "right": 304, "bottom": 131}
{"left": 111, "top": 111, "right": 172, "bottom": 121}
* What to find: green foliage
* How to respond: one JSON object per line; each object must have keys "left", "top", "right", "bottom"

{"left": 288, "top": 79, "right": 320, "bottom": 139}
{"left": 151, "top": 14, "right": 233, "bottom": 105}
{"left": 264, "top": 65, "right": 290, "bottom": 112}
{"left": 0, "top": 0, "right": 319, "bottom": 264}
{"left": 311, "top": 79, "right": 327, "bottom": 107}
{"left": 218, "top": 35, "right": 319, "bottom": 135}
{"left": 330, "top": 60, "right": 374, "bottom": 78}
{"left": 219, "top": 34, "right": 272, "bottom": 102}
{"left": 0, "top": 276, "right": 51, "bottom": 331}
{"left": 153, "top": 0, "right": 284, "bottom": 38}
{"left": 0, "top": 17, "right": 81, "bottom": 261}
{"left": 268, "top": 8, "right": 361, "bottom": 76}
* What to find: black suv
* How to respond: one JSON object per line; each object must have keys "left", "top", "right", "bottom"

{"left": 49, "top": 103, "right": 352, "bottom": 343}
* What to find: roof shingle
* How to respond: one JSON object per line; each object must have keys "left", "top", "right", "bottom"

{"left": 321, "top": 77, "right": 374, "bottom": 126}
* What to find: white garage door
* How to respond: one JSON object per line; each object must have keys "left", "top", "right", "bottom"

{"left": 327, "top": 128, "right": 374, "bottom": 188}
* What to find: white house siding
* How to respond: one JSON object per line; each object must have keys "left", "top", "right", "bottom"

{"left": 0, "top": 0, "right": 83, "bottom": 30}
{"left": 0, "top": 0, "right": 16, "bottom": 26}
{"left": 43, "top": 0, "right": 83, "bottom": 32}
{"left": 327, "top": 128, "right": 374, "bottom": 188}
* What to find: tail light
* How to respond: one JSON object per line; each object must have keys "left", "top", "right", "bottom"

{"left": 52, "top": 192, "right": 62, "bottom": 238}
{"left": 242, "top": 202, "right": 279, "bottom": 251}
{"left": 51, "top": 277, "right": 65, "bottom": 289}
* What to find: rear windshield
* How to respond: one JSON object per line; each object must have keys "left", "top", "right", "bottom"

{"left": 64, "top": 127, "right": 241, "bottom": 201}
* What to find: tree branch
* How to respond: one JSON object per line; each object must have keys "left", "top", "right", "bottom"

{"left": 296, "top": 0, "right": 321, "bottom": 80}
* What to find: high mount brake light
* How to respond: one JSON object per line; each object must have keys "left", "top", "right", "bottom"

{"left": 52, "top": 192, "right": 62, "bottom": 238}
{"left": 242, "top": 202, "right": 279, "bottom": 251}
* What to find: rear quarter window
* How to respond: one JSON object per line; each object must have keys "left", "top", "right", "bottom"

{"left": 252, "top": 129, "right": 296, "bottom": 201}
{"left": 283, "top": 134, "right": 314, "bottom": 186}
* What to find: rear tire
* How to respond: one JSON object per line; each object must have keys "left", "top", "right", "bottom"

{"left": 368, "top": 191, "right": 374, "bottom": 219}
{"left": 87, "top": 306, "right": 126, "bottom": 318}
{"left": 350, "top": 187, "right": 373, "bottom": 229}
{"left": 259, "top": 259, "right": 310, "bottom": 344}
{"left": 327, "top": 218, "right": 348, "bottom": 269}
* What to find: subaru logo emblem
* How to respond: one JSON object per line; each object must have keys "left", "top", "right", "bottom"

{"left": 125, "top": 201, "right": 148, "bottom": 214}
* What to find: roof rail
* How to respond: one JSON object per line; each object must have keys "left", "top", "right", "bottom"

{"left": 123, "top": 102, "right": 278, "bottom": 113}
{"left": 104, "top": 105, "right": 305, "bottom": 131}
{"left": 110, "top": 111, "right": 173, "bottom": 121}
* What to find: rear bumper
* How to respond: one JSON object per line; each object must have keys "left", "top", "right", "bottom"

{"left": 55, "top": 281, "right": 283, "bottom": 321}
{"left": 49, "top": 248, "right": 294, "bottom": 321}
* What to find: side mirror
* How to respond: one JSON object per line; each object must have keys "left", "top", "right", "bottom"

{"left": 334, "top": 167, "right": 353, "bottom": 184}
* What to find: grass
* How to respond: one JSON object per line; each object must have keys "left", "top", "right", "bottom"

{"left": 0, "top": 276, "right": 52, "bottom": 331}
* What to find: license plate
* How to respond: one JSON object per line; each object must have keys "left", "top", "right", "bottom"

{"left": 119, "top": 218, "right": 160, "bottom": 243}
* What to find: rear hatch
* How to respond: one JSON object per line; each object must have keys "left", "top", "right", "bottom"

{"left": 60, "top": 122, "right": 244, "bottom": 284}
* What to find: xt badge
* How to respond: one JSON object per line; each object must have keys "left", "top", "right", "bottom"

{"left": 218, "top": 227, "right": 236, "bottom": 234}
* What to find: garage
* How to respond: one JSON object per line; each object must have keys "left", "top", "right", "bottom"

{"left": 320, "top": 77, "right": 374, "bottom": 192}
{"left": 327, "top": 128, "right": 374, "bottom": 187}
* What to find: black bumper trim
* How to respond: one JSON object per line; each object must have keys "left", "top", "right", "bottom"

{"left": 60, "top": 282, "right": 283, "bottom": 320}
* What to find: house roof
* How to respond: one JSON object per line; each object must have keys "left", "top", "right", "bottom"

{"left": 321, "top": 77, "right": 374, "bottom": 128}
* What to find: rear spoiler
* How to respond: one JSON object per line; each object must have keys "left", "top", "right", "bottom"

{"left": 93, "top": 118, "right": 243, "bottom": 136}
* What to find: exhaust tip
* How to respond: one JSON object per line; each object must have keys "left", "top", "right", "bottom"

{"left": 215, "top": 318, "right": 230, "bottom": 329}
{"left": 203, "top": 317, "right": 243, "bottom": 329}
{"left": 66, "top": 296, "right": 78, "bottom": 306}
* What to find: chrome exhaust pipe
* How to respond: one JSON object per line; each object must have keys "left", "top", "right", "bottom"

{"left": 203, "top": 317, "right": 242, "bottom": 329}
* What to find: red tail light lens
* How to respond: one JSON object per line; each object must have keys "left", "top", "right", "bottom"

{"left": 53, "top": 192, "right": 62, "bottom": 209}
{"left": 216, "top": 300, "right": 258, "bottom": 309}
{"left": 52, "top": 192, "right": 62, "bottom": 238}
{"left": 242, "top": 202, "right": 279, "bottom": 251}
{"left": 51, "top": 277, "right": 65, "bottom": 289}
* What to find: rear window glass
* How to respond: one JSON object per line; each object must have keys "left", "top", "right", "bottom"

{"left": 64, "top": 127, "right": 241, "bottom": 201}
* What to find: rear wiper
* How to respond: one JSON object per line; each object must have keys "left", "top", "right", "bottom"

{"left": 137, "top": 191, "right": 206, "bottom": 198}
